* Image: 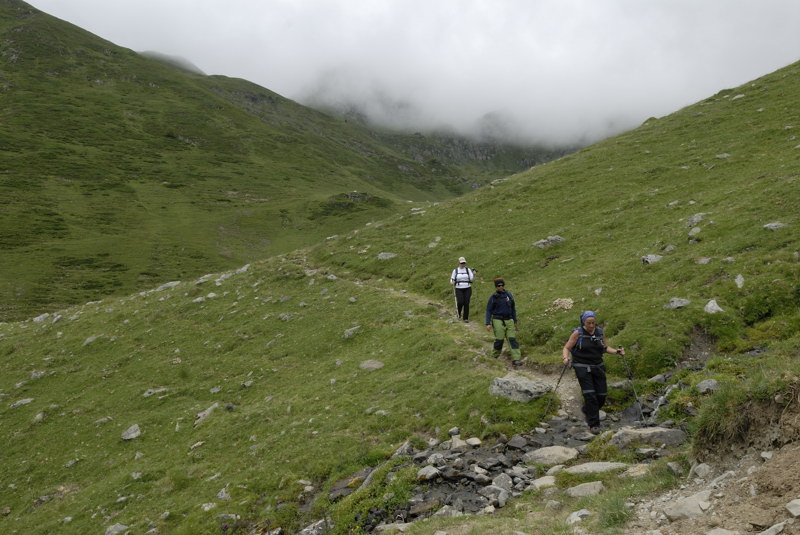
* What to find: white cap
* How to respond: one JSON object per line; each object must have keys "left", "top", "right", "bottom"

{"left": 458, "top": 257, "right": 467, "bottom": 263}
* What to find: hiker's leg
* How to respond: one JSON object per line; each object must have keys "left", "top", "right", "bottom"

{"left": 491, "top": 318, "right": 505, "bottom": 357}
{"left": 455, "top": 288, "right": 465, "bottom": 318}
{"left": 593, "top": 366, "right": 608, "bottom": 410}
{"left": 574, "top": 366, "right": 601, "bottom": 427}
{"left": 504, "top": 321, "right": 521, "bottom": 361}
{"left": 462, "top": 287, "right": 472, "bottom": 320}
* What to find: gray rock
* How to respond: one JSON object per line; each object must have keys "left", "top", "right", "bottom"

{"left": 687, "top": 213, "right": 709, "bottom": 227}
{"left": 298, "top": 519, "right": 334, "bottom": 535}
{"left": 343, "top": 326, "right": 361, "bottom": 338}
{"left": 663, "top": 490, "right": 711, "bottom": 520}
{"left": 565, "top": 509, "right": 592, "bottom": 525}
{"left": 478, "top": 485, "right": 510, "bottom": 507}
{"left": 564, "top": 462, "right": 628, "bottom": 475}
{"left": 489, "top": 373, "right": 550, "bottom": 402}
{"left": 194, "top": 403, "right": 219, "bottom": 427}
{"left": 506, "top": 435, "right": 528, "bottom": 449}
{"left": 121, "top": 424, "right": 141, "bottom": 441}
{"left": 642, "top": 254, "right": 663, "bottom": 264}
{"left": 417, "top": 466, "right": 440, "bottom": 481}
{"left": 531, "top": 475, "right": 557, "bottom": 490}
{"left": 763, "top": 222, "right": 787, "bottom": 231}
{"left": 155, "top": 281, "right": 181, "bottom": 291}
{"left": 607, "top": 426, "right": 687, "bottom": 449}
{"left": 523, "top": 445, "right": 579, "bottom": 465}
{"left": 692, "top": 462, "right": 713, "bottom": 478}
{"left": 696, "top": 379, "right": 720, "bottom": 394}
{"left": 758, "top": 523, "right": 787, "bottom": 535}
{"left": 664, "top": 297, "right": 691, "bottom": 309}
{"left": 359, "top": 359, "right": 384, "bottom": 371}
{"left": 566, "top": 481, "right": 604, "bottom": 498}
{"left": 10, "top": 398, "right": 33, "bottom": 409}
{"left": 704, "top": 299, "right": 724, "bottom": 314}
{"left": 533, "top": 235, "right": 565, "bottom": 248}
{"left": 492, "top": 473, "right": 513, "bottom": 491}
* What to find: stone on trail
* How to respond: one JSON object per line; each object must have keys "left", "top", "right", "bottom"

{"left": 489, "top": 373, "right": 550, "bottom": 402}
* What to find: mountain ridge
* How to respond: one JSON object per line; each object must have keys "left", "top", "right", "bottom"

{"left": 1, "top": 0, "right": 569, "bottom": 322}
{"left": 1, "top": 1, "right": 799, "bottom": 533}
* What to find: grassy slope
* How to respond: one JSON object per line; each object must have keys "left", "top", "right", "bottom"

{"left": 2, "top": 62, "right": 798, "bottom": 534}
{"left": 308, "top": 64, "right": 800, "bottom": 378}
{"left": 0, "top": 0, "right": 563, "bottom": 322}
{"left": 2, "top": 2, "right": 799, "bottom": 533}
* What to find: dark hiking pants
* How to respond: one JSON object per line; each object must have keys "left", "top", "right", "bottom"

{"left": 572, "top": 362, "right": 607, "bottom": 428}
{"left": 455, "top": 287, "right": 472, "bottom": 320}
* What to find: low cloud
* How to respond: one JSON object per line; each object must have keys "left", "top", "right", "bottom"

{"left": 30, "top": 0, "right": 800, "bottom": 145}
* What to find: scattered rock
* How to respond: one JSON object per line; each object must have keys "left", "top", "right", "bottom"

{"left": 663, "top": 490, "right": 712, "bottom": 520}
{"left": 121, "top": 424, "right": 141, "bottom": 441}
{"left": 194, "top": 403, "right": 219, "bottom": 427}
{"left": 343, "top": 326, "right": 361, "bottom": 338}
{"left": 664, "top": 298, "right": 691, "bottom": 309}
{"left": 533, "top": 235, "right": 565, "bottom": 248}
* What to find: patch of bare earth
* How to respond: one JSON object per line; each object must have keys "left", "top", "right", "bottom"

{"left": 625, "top": 401, "right": 800, "bottom": 535}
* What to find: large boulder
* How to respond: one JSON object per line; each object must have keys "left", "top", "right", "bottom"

{"left": 489, "top": 373, "right": 550, "bottom": 402}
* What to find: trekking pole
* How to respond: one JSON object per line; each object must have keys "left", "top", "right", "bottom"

{"left": 618, "top": 345, "right": 646, "bottom": 424}
{"left": 542, "top": 362, "right": 570, "bottom": 421}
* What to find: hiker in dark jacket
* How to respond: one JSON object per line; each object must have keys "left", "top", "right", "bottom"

{"left": 485, "top": 278, "right": 522, "bottom": 367}
{"left": 562, "top": 310, "right": 625, "bottom": 435}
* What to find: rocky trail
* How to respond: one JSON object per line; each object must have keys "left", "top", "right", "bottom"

{"left": 290, "top": 267, "right": 800, "bottom": 535}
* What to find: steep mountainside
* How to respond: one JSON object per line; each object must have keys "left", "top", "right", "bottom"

{"left": 0, "top": 0, "right": 566, "bottom": 321}
{"left": 1, "top": 57, "right": 798, "bottom": 534}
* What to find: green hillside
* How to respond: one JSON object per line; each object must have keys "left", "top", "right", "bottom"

{"left": 0, "top": 0, "right": 565, "bottom": 322}
{"left": 2, "top": 1, "right": 800, "bottom": 533}
{"left": 2, "top": 56, "right": 799, "bottom": 534}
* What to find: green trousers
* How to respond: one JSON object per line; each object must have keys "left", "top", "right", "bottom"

{"left": 491, "top": 318, "right": 521, "bottom": 361}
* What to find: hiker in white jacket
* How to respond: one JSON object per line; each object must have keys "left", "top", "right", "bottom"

{"left": 450, "top": 256, "right": 475, "bottom": 322}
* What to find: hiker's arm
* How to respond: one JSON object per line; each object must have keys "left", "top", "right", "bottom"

{"left": 562, "top": 332, "right": 578, "bottom": 364}
{"left": 602, "top": 335, "right": 624, "bottom": 355}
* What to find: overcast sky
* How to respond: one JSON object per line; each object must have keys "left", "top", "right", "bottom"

{"left": 29, "top": 0, "right": 800, "bottom": 146}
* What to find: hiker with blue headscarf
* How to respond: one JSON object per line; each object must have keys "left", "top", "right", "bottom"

{"left": 562, "top": 310, "right": 625, "bottom": 435}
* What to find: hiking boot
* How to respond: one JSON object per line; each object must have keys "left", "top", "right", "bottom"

{"left": 463, "top": 319, "right": 470, "bottom": 323}
{"left": 589, "top": 426, "right": 601, "bottom": 435}
{"left": 512, "top": 360, "right": 523, "bottom": 368}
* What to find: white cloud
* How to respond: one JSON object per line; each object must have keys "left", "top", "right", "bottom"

{"left": 29, "top": 0, "right": 800, "bottom": 144}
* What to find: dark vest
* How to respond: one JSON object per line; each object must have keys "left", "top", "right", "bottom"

{"left": 571, "top": 326, "right": 606, "bottom": 365}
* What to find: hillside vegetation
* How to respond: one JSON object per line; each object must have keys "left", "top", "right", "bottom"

{"left": 2, "top": 57, "right": 799, "bottom": 534}
{"left": 0, "top": 0, "right": 565, "bottom": 322}
{"left": 2, "top": 2, "right": 800, "bottom": 534}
